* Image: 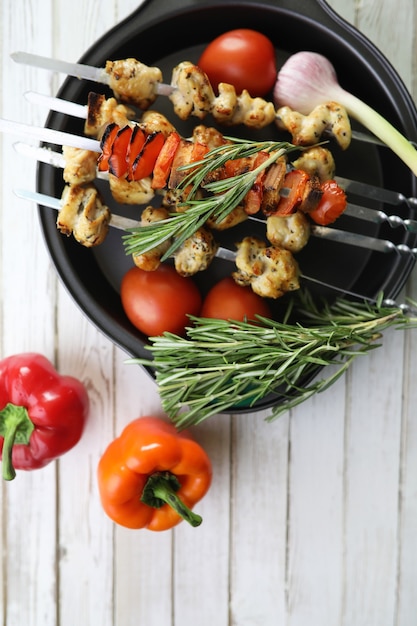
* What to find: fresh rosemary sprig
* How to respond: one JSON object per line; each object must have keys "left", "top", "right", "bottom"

{"left": 122, "top": 138, "right": 300, "bottom": 260}
{"left": 129, "top": 291, "right": 417, "bottom": 428}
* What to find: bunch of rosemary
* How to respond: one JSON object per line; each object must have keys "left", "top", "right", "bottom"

{"left": 130, "top": 292, "right": 417, "bottom": 428}
{"left": 122, "top": 138, "right": 300, "bottom": 260}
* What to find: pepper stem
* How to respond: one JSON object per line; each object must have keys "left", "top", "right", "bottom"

{"left": 0, "top": 403, "right": 35, "bottom": 481}
{"left": 141, "top": 471, "right": 203, "bottom": 527}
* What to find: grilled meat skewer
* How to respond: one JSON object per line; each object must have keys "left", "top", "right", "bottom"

{"left": 11, "top": 51, "right": 384, "bottom": 148}
{"left": 17, "top": 187, "right": 409, "bottom": 302}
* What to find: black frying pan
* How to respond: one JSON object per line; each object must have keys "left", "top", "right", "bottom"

{"left": 36, "top": 0, "right": 417, "bottom": 412}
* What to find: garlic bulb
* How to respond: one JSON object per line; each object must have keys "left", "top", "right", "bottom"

{"left": 273, "top": 51, "right": 417, "bottom": 176}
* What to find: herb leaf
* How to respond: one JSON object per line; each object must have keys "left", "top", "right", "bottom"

{"left": 129, "top": 291, "right": 417, "bottom": 427}
{"left": 122, "top": 138, "right": 300, "bottom": 260}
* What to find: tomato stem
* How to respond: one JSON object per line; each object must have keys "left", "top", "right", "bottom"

{"left": 141, "top": 471, "right": 203, "bottom": 527}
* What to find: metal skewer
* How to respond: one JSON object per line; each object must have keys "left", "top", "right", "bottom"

{"left": 12, "top": 51, "right": 415, "bottom": 150}
{"left": 15, "top": 187, "right": 409, "bottom": 305}
{"left": 23, "top": 89, "right": 417, "bottom": 210}
{"left": 2, "top": 114, "right": 416, "bottom": 257}
{"left": 12, "top": 140, "right": 415, "bottom": 257}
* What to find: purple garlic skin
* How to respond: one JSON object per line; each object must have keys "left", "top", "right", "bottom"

{"left": 273, "top": 50, "right": 417, "bottom": 176}
{"left": 273, "top": 51, "right": 343, "bottom": 114}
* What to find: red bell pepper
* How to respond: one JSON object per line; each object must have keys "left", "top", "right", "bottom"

{"left": 0, "top": 353, "right": 89, "bottom": 481}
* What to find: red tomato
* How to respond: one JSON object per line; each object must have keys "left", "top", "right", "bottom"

{"left": 120, "top": 265, "right": 202, "bottom": 336}
{"left": 201, "top": 277, "right": 272, "bottom": 323}
{"left": 198, "top": 29, "right": 277, "bottom": 97}
{"left": 308, "top": 180, "right": 347, "bottom": 226}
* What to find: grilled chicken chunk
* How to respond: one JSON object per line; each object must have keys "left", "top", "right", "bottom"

{"left": 219, "top": 86, "right": 276, "bottom": 128}
{"left": 132, "top": 207, "right": 217, "bottom": 276}
{"left": 233, "top": 236, "right": 300, "bottom": 299}
{"left": 105, "top": 58, "right": 163, "bottom": 109}
{"left": 57, "top": 184, "right": 111, "bottom": 247}
{"left": 139, "top": 110, "right": 177, "bottom": 138}
{"left": 132, "top": 206, "right": 171, "bottom": 271}
{"left": 292, "top": 146, "right": 336, "bottom": 182}
{"left": 62, "top": 146, "right": 100, "bottom": 185}
{"left": 108, "top": 173, "right": 155, "bottom": 205}
{"left": 191, "top": 124, "right": 228, "bottom": 149}
{"left": 169, "top": 62, "right": 276, "bottom": 128}
{"left": 276, "top": 102, "right": 351, "bottom": 150}
{"left": 174, "top": 227, "right": 218, "bottom": 277}
{"left": 266, "top": 211, "right": 311, "bottom": 253}
{"left": 206, "top": 205, "right": 248, "bottom": 230}
{"left": 169, "top": 61, "right": 215, "bottom": 120}
{"left": 84, "top": 92, "right": 136, "bottom": 137}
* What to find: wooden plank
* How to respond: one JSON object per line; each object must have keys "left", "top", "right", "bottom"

{"left": 396, "top": 268, "right": 417, "bottom": 623}
{"left": 55, "top": 302, "right": 115, "bottom": 626}
{"left": 50, "top": 3, "right": 122, "bottom": 625}
{"left": 355, "top": 0, "right": 415, "bottom": 88}
{"left": 337, "top": 1, "right": 415, "bottom": 623}
{"left": 173, "top": 414, "right": 231, "bottom": 626}
{"left": 0, "top": 2, "right": 58, "bottom": 625}
{"left": 229, "top": 410, "right": 290, "bottom": 624}
{"left": 285, "top": 369, "right": 346, "bottom": 625}
{"left": 342, "top": 326, "right": 405, "bottom": 625}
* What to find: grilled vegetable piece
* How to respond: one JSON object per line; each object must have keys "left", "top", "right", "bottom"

{"left": 151, "top": 131, "right": 182, "bottom": 189}
{"left": 308, "top": 179, "right": 347, "bottom": 225}
{"left": 130, "top": 131, "right": 166, "bottom": 181}
{"left": 267, "top": 169, "right": 310, "bottom": 216}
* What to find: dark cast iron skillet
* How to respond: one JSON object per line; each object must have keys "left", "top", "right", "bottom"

{"left": 36, "top": 0, "right": 417, "bottom": 412}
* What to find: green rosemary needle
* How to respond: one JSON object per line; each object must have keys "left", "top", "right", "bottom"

{"left": 122, "top": 138, "right": 300, "bottom": 260}
{"left": 129, "top": 292, "right": 417, "bottom": 428}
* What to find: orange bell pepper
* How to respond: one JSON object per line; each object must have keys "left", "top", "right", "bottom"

{"left": 151, "top": 131, "right": 181, "bottom": 189}
{"left": 97, "top": 416, "right": 212, "bottom": 531}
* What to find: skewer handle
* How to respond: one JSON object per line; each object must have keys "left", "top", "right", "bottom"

{"left": 24, "top": 91, "right": 88, "bottom": 119}
{"left": 0, "top": 117, "right": 100, "bottom": 151}
{"left": 11, "top": 51, "right": 109, "bottom": 84}
{"left": 14, "top": 188, "right": 141, "bottom": 230}
{"left": 14, "top": 187, "right": 417, "bottom": 305}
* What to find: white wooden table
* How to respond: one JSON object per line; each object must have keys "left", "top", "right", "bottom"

{"left": 1, "top": 1, "right": 417, "bottom": 624}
